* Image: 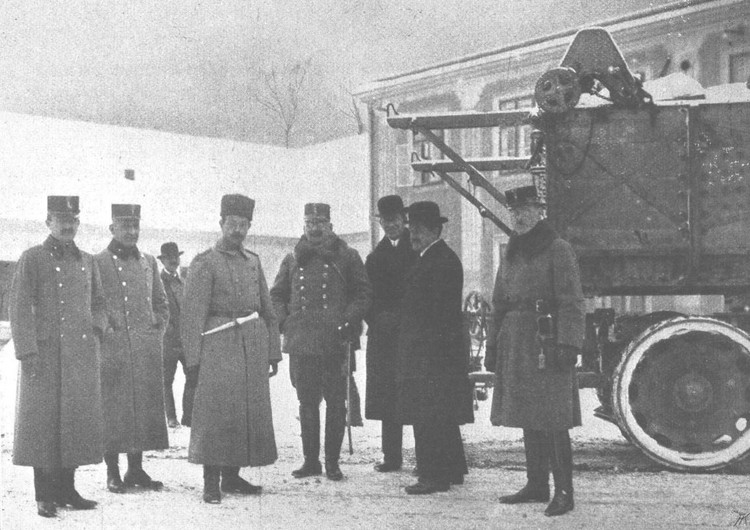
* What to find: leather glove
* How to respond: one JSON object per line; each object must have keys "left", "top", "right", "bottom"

{"left": 553, "top": 344, "right": 580, "bottom": 370}
{"left": 23, "top": 355, "right": 43, "bottom": 380}
{"left": 269, "top": 361, "right": 279, "bottom": 378}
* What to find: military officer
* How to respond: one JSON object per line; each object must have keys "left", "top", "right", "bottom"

{"left": 95, "top": 204, "right": 170, "bottom": 493}
{"left": 10, "top": 196, "right": 107, "bottom": 518}
{"left": 158, "top": 241, "right": 196, "bottom": 428}
{"left": 181, "top": 194, "right": 281, "bottom": 504}
{"left": 485, "top": 185, "right": 585, "bottom": 517}
{"left": 271, "top": 203, "right": 371, "bottom": 481}
{"left": 364, "top": 195, "right": 417, "bottom": 472}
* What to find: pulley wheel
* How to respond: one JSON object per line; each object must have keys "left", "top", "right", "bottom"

{"left": 535, "top": 67, "right": 581, "bottom": 114}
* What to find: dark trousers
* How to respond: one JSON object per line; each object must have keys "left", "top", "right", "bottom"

{"left": 414, "top": 421, "right": 467, "bottom": 485}
{"left": 523, "top": 428, "right": 573, "bottom": 493}
{"left": 163, "top": 348, "right": 197, "bottom": 424}
{"left": 382, "top": 421, "right": 403, "bottom": 465}
{"left": 290, "top": 354, "right": 347, "bottom": 464}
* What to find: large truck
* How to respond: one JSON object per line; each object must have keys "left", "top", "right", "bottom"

{"left": 387, "top": 28, "right": 750, "bottom": 472}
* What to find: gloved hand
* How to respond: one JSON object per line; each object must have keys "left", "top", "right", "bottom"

{"left": 269, "top": 361, "right": 279, "bottom": 378}
{"left": 553, "top": 344, "right": 580, "bottom": 370}
{"left": 23, "top": 355, "right": 43, "bottom": 380}
{"left": 337, "top": 321, "right": 357, "bottom": 343}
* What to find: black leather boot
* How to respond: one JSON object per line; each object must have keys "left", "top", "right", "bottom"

{"left": 221, "top": 467, "right": 261, "bottom": 494}
{"left": 325, "top": 460, "right": 344, "bottom": 481}
{"left": 57, "top": 468, "right": 97, "bottom": 509}
{"left": 34, "top": 468, "right": 57, "bottom": 518}
{"left": 105, "top": 453, "right": 126, "bottom": 493}
{"left": 545, "top": 430, "right": 574, "bottom": 516}
{"left": 499, "top": 430, "right": 550, "bottom": 504}
{"left": 203, "top": 466, "right": 221, "bottom": 504}
{"left": 123, "top": 452, "right": 163, "bottom": 491}
{"left": 293, "top": 402, "right": 322, "bottom": 478}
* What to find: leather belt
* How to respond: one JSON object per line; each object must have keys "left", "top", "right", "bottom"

{"left": 208, "top": 310, "right": 254, "bottom": 318}
{"left": 507, "top": 298, "right": 554, "bottom": 314}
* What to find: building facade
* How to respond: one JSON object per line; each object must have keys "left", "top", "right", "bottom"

{"left": 358, "top": 0, "right": 749, "bottom": 313}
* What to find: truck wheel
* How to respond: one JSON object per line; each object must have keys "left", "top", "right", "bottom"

{"left": 612, "top": 316, "right": 750, "bottom": 471}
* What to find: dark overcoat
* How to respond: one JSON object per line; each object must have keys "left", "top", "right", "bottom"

{"left": 364, "top": 232, "right": 417, "bottom": 420}
{"left": 485, "top": 221, "right": 585, "bottom": 430}
{"left": 395, "top": 239, "right": 474, "bottom": 425}
{"left": 95, "top": 246, "right": 170, "bottom": 453}
{"left": 270, "top": 235, "right": 371, "bottom": 358}
{"left": 161, "top": 269, "right": 184, "bottom": 362}
{"left": 182, "top": 241, "right": 281, "bottom": 467}
{"left": 10, "top": 237, "right": 107, "bottom": 467}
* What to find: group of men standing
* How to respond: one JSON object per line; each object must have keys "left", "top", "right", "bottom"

{"left": 9, "top": 184, "right": 584, "bottom": 519}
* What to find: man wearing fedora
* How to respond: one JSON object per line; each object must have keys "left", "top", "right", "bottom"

{"left": 158, "top": 242, "right": 195, "bottom": 428}
{"left": 271, "top": 203, "right": 371, "bottom": 481}
{"left": 181, "top": 194, "right": 281, "bottom": 504}
{"left": 364, "top": 195, "right": 417, "bottom": 473}
{"left": 396, "top": 201, "right": 473, "bottom": 494}
{"left": 9, "top": 196, "right": 107, "bottom": 517}
{"left": 95, "top": 204, "right": 170, "bottom": 494}
{"left": 485, "top": 184, "right": 584, "bottom": 517}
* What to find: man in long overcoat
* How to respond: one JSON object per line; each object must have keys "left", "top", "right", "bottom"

{"left": 10, "top": 196, "right": 107, "bottom": 518}
{"left": 95, "top": 204, "right": 170, "bottom": 493}
{"left": 158, "top": 241, "right": 196, "bottom": 428}
{"left": 364, "top": 195, "right": 417, "bottom": 472}
{"left": 396, "top": 201, "right": 473, "bottom": 495}
{"left": 182, "top": 194, "right": 281, "bottom": 504}
{"left": 484, "top": 184, "right": 585, "bottom": 517}
{"left": 271, "top": 203, "right": 371, "bottom": 481}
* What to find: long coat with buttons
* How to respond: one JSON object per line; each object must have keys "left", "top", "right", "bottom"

{"left": 10, "top": 237, "right": 108, "bottom": 467}
{"left": 270, "top": 236, "right": 371, "bottom": 358}
{"left": 181, "top": 241, "right": 281, "bottom": 467}
{"left": 485, "top": 220, "right": 585, "bottom": 430}
{"left": 395, "top": 239, "right": 474, "bottom": 425}
{"left": 364, "top": 232, "right": 417, "bottom": 421}
{"left": 95, "top": 247, "right": 170, "bottom": 453}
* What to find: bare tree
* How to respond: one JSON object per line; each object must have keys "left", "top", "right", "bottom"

{"left": 326, "top": 81, "right": 367, "bottom": 136}
{"left": 255, "top": 58, "right": 311, "bottom": 148}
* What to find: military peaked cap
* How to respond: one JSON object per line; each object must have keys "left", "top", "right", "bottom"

{"left": 221, "top": 194, "right": 255, "bottom": 220}
{"left": 111, "top": 204, "right": 141, "bottom": 219}
{"left": 304, "top": 203, "right": 330, "bottom": 220}
{"left": 47, "top": 195, "right": 80, "bottom": 216}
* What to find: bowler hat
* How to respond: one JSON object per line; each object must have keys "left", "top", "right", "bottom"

{"left": 48, "top": 196, "right": 80, "bottom": 216}
{"left": 221, "top": 194, "right": 255, "bottom": 221}
{"left": 406, "top": 201, "right": 448, "bottom": 227}
{"left": 304, "top": 203, "right": 331, "bottom": 220}
{"left": 504, "top": 185, "right": 544, "bottom": 208}
{"left": 111, "top": 204, "right": 141, "bottom": 219}
{"left": 376, "top": 195, "right": 406, "bottom": 217}
{"left": 158, "top": 242, "right": 183, "bottom": 260}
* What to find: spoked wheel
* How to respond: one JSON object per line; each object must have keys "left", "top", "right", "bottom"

{"left": 612, "top": 317, "right": 750, "bottom": 471}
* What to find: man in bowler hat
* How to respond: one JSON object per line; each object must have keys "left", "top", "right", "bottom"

{"left": 95, "top": 204, "right": 170, "bottom": 493}
{"left": 158, "top": 242, "right": 196, "bottom": 428}
{"left": 10, "top": 196, "right": 107, "bottom": 517}
{"left": 396, "top": 201, "right": 473, "bottom": 494}
{"left": 182, "top": 194, "right": 281, "bottom": 503}
{"left": 364, "top": 195, "right": 417, "bottom": 472}
{"left": 271, "top": 203, "right": 371, "bottom": 481}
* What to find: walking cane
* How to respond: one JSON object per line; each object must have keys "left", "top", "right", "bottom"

{"left": 345, "top": 339, "right": 354, "bottom": 455}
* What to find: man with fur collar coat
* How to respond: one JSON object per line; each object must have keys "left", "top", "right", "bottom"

{"left": 271, "top": 203, "right": 371, "bottom": 482}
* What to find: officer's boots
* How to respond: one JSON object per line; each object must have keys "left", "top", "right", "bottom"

{"left": 203, "top": 466, "right": 221, "bottom": 504}
{"left": 34, "top": 468, "right": 57, "bottom": 518}
{"left": 104, "top": 453, "right": 126, "bottom": 494}
{"left": 292, "top": 402, "right": 322, "bottom": 478}
{"left": 499, "top": 429, "right": 550, "bottom": 504}
{"left": 123, "top": 451, "right": 163, "bottom": 491}
{"left": 545, "top": 430, "right": 574, "bottom": 517}
{"left": 324, "top": 399, "right": 346, "bottom": 481}
{"left": 220, "top": 467, "right": 261, "bottom": 495}
{"left": 56, "top": 468, "right": 97, "bottom": 510}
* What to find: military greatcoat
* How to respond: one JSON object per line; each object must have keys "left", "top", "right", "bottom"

{"left": 10, "top": 237, "right": 107, "bottom": 467}
{"left": 395, "top": 239, "right": 474, "bottom": 425}
{"left": 364, "top": 232, "right": 417, "bottom": 421}
{"left": 95, "top": 245, "right": 170, "bottom": 453}
{"left": 485, "top": 220, "right": 585, "bottom": 430}
{"left": 182, "top": 240, "right": 281, "bottom": 467}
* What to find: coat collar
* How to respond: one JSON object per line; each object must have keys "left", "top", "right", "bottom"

{"left": 107, "top": 238, "right": 141, "bottom": 260}
{"left": 215, "top": 238, "right": 250, "bottom": 259}
{"left": 43, "top": 235, "right": 81, "bottom": 260}
{"left": 506, "top": 220, "right": 557, "bottom": 261}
